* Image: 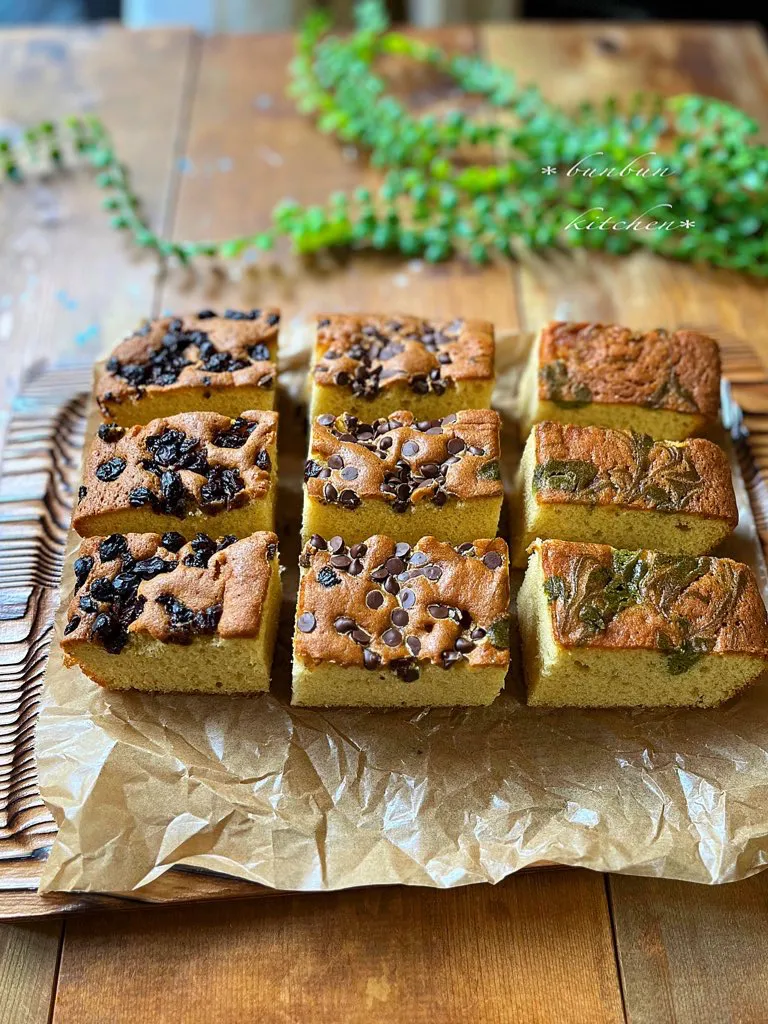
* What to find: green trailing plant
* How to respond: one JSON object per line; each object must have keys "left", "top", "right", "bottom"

{"left": 2, "top": 0, "right": 767, "bottom": 273}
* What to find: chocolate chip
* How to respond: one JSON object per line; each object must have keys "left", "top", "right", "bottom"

{"left": 328, "top": 536, "right": 345, "bottom": 554}
{"left": 410, "top": 551, "right": 428, "bottom": 567}
{"left": 405, "top": 635, "right": 421, "bottom": 656}
{"left": 310, "top": 534, "right": 327, "bottom": 550}
{"left": 391, "top": 609, "right": 409, "bottom": 627}
{"left": 297, "top": 612, "right": 316, "bottom": 633}
{"left": 74, "top": 555, "right": 94, "bottom": 590}
{"left": 455, "top": 637, "right": 475, "bottom": 653}
{"left": 64, "top": 615, "right": 81, "bottom": 636}
{"left": 424, "top": 565, "right": 443, "bottom": 581}
{"left": 323, "top": 482, "right": 338, "bottom": 502}
{"left": 334, "top": 616, "right": 355, "bottom": 634}
{"left": 330, "top": 554, "right": 352, "bottom": 570}
{"left": 351, "top": 628, "right": 370, "bottom": 646}
{"left": 366, "top": 590, "right": 384, "bottom": 609}
{"left": 441, "top": 649, "right": 463, "bottom": 668}
{"left": 382, "top": 627, "right": 402, "bottom": 647}
{"left": 483, "top": 551, "right": 503, "bottom": 570}
{"left": 335, "top": 371, "right": 350, "bottom": 386}
{"left": 468, "top": 446, "right": 485, "bottom": 457}
{"left": 317, "top": 565, "right": 341, "bottom": 588}
{"left": 393, "top": 658, "right": 420, "bottom": 682}
{"left": 328, "top": 454, "right": 344, "bottom": 470}
{"left": 470, "top": 627, "right": 486, "bottom": 640}
{"left": 339, "top": 489, "right": 361, "bottom": 509}
{"left": 95, "top": 457, "right": 126, "bottom": 482}
{"left": 394, "top": 543, "right": 411, "bottom": 559}
{"left": 348, "top": 558, "right": 364, "bottom": 575}
{"left": 385, "top": 556, "right": 405, "bottom": 576}
{"left": 383, "top": 576, "right": 400, "bottom": 596}
{"left": 427, "top": 603, "right": 449, "bottom": 619}
{"left": 446, "top": 437, "right": 465, "bottom": 455}
{"left": 340, "top": 466, "right": 358, "bottom": 481}
{"left": 400, "top": 588, "right": 416, "bottom": 610}
{"left": 457, "top": 543, "right": 475, "bottom": 555}
{"left": 371, "top": 566, "right": 389, "bottom": 582}
{"left": 363, "top": 648, "right": 381, "bottom": 669}
{"left": 421, "top": 463, "right": 440, "bottom": 478}
{"left": 318, "top": 414, "right": 335, "bottom": 426}
{"left": 402, "top": 441, "right": 419, "bottom": 458}
{"left": 349, "top": 543, "right": 367, "bottom": 559}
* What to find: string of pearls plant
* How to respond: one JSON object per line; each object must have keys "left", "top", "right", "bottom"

{"left": 2, "top": 0, "right": 766, "bottom": 274}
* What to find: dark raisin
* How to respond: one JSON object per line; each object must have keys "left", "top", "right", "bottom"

{"left": 78, "top": 485, "right": 87, "bottom": 502}
{"left": 249, "top": 343, "right": 270, "bottom": 362}
{"left": 304, "top": 459, "right": 323, "bottom": 481}
{"left": 200, "top": 466, "right": 244, "bottom": 509}
{"left": 79, "top": 594, "right": 99, "bottom": 613}
{"left": 73, "top": 555, "right": 94, "bottom": 590}
{"left": 255, "top": 449, "right": 271, "bottom": 472}
{"left": 95, "top": 457, "right": 126, "bottom": 482}
{"left": 64, "top": 615, "right": 81, "bottom": 636}
{"left": 317, "top": 565, "right": 341, "bottom": 588}
{"left": 99, "top": 534, "right": 128, "bottom": 562}
{"left": 197, "top": 309, "right": 217, "bottom": 319}
{"left": 266, "top": 313, "right": 279, "bottom": 326}
{"left": 98, "top": 422, "right": 125, "bottom": 443}
{"left": 89, "top": 576, "right": 114, "bottom": 602}
{"left": 161, "top": 531, "right": 186, "bottom": 552}
{"left": 129, "top": 487, "right": 157, "bottom": 508}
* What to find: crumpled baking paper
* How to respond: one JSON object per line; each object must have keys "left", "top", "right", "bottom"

{"left": 37, "top": 330, "right": 768, "bottom": 893}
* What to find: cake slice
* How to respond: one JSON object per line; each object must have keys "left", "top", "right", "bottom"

{"left": 292, "top": 534, "right": 510, "bottom": 707}
{"left": 61, "top": 531, "right": 281, "bottom": 692}
{"left": 511, "top": 422, "right": 737, "bottom": 566}
{"left": 96, "top": 309, "right": 279, "bottom": 426}
{"left": 72, "top": 410, "right": 277, "bottom": 540}
{"left": 519, "top": 321, "right": 721, "bottom": 440}
{"left": 309, "top": 314, "right": 495, "bottom": 422}
{"left": 517, "top": 538, "right": 768, "bottom": 708}
{"left": 302, "top": 409, "right": 503, "bottom": 547}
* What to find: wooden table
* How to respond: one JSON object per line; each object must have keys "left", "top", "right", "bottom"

{"left": 2, "top": 18, "right": 768, "bottom": 1024}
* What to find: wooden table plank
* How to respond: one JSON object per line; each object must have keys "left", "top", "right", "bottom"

{"left": 611, "top": 871, "right": 768, "bottom": 1024}
{"left": 0, "top": 919, "right": 61, "bottom": 1024}
{"left": 54, "top": 870, "right": 624, "bottom": 1024}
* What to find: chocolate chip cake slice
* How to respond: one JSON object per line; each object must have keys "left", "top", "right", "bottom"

{"left": 511, "top": 422, "right": 738, "bottom": 566}
{"left": 72, "top": 410, "right": 277, "bottom": 540}
{"left": 61, "top": 531, "right": 281, "bottom": 692}
{"left": 292, "top": 534, "right": 510, "bottom": 707}
{"left": 518, "top": 538, "right": 768, "bottom": 708}
{"left": 519, "top": 321, "right": 721, "bottom": 440}
{"left": 96, "top": 309, "right": 279, "bottom": 426}
{"left": 303, "top": 410, "right": 504, "bottom": 547}
{"left": 309, "top": 314, "right": 495, "bottom": 421}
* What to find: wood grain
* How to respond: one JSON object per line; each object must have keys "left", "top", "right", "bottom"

{"left": 611, "top": 870, "right": 768, "bottom": 1024}
{"left": 54, "top": 870, "right": 624, "bottom": 1024}
{"left": 0, "top": 919, "right": 61, "bottom": 1024}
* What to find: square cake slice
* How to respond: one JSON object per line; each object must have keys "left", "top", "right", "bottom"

{"left": 72, "top": 410, "right": 277, "bottom": 540}
{"left": 309, "top": 314, "right": 495, "bottom": 421}
{"left": 292, "top": 534, "right": 510, "bottom": 707}
{"left": 511, "top": 422, "right": 737, "bottom": 566}
{"left": 302, "top": 409, "right": 503, "bottom": 547}
{"left": 518, "top": 538, "right": 768, "bottom": 708}
{"left": 61, "top": 531, "right": 281, "bottom": 692}
{"left": 519, "top": 321, "right": 721, "bottom": 440}
{"left": 96, "top": 309, "right": 279, "bottom": 426}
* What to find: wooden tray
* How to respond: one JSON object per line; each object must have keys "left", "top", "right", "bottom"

{"left": 2, "top": 341, "right": 768, "bottom": 920}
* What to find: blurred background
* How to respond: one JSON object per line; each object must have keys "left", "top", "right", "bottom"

{"left": 0, "top": 0, "right": 764, "bottom": 29}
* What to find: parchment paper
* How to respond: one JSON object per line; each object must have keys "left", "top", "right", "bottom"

{"left": 37, "top": 330, "right": 768, "bottom": 892}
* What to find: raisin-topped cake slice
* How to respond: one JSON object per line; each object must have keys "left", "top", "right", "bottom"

{"left": 302, "top": 409, "right": 504, "bottom": 547}
{"left": 517, "top": 538, "right": 768, "bottom": 708}
{"left": 309, "top": 314, "right": 495, "bottom": 421}
{"left": 511, "top": 422, "right": 737, "bottom": 566}
{"left": 73, "top": 410, "right": 277, "bottom": 540}
{"left": 292, "top": 534, "right": 510, "bottom": 707}
{"left": 61, "top": 531, "right": 281, "bottom": 693}
{"left": 519, "top": 321, "right": 721, "bottom": 440}
{"left": 96, "top": 308, "right": 279, "bottom": 426}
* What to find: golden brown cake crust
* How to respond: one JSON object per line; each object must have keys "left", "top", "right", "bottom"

{"left": 295, "top": 534, "right": 510, "bottom": 672}
{"left": 73, "top": 411, "right": 276, "bottom": 530}
{"left": 312, "top": 314, "right": 494, "bottom": 400}
{"left": 532, "top": 422, "right": 737, "bottom": 524}
{"left": 537, "top": 321, "right": 721, "bottom": 421}
{"left": 306, "top": 409, "right": 502, "bottom": 509}
{"left": 95, "top": 310, "right": 279, "bottom": 414}
{"left": 61, "top": 531, "right": 278, "bottom": 654}
{"left": 537, "top": 538, "right": 768, "bottom": 657}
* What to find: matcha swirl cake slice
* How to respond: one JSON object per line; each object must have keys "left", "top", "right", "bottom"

{"left": 302, "top": 409, "right": 503, "bottom": 547}
{"left": 517, "top": 538, "right": 768, "bottom": 708}
{"left": 73, "top": 410, "right": 277, "bottom": 541}
{"left": 61, "top": 531, "right": 281, "bottom": 693}
{"left": 511, "top": 422, "right": 737, "bottom": 566}
{"left": 519, "top": 321, "right": 721, "bottom": 440}
{"left": 309, "top": 314, "right": 495, "bottom": 422}
{"left": 96, "top": 309, "right": 279, "bottom": 426}
{"left": 292, "top": 534, "right": 510, "bottom": 707}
